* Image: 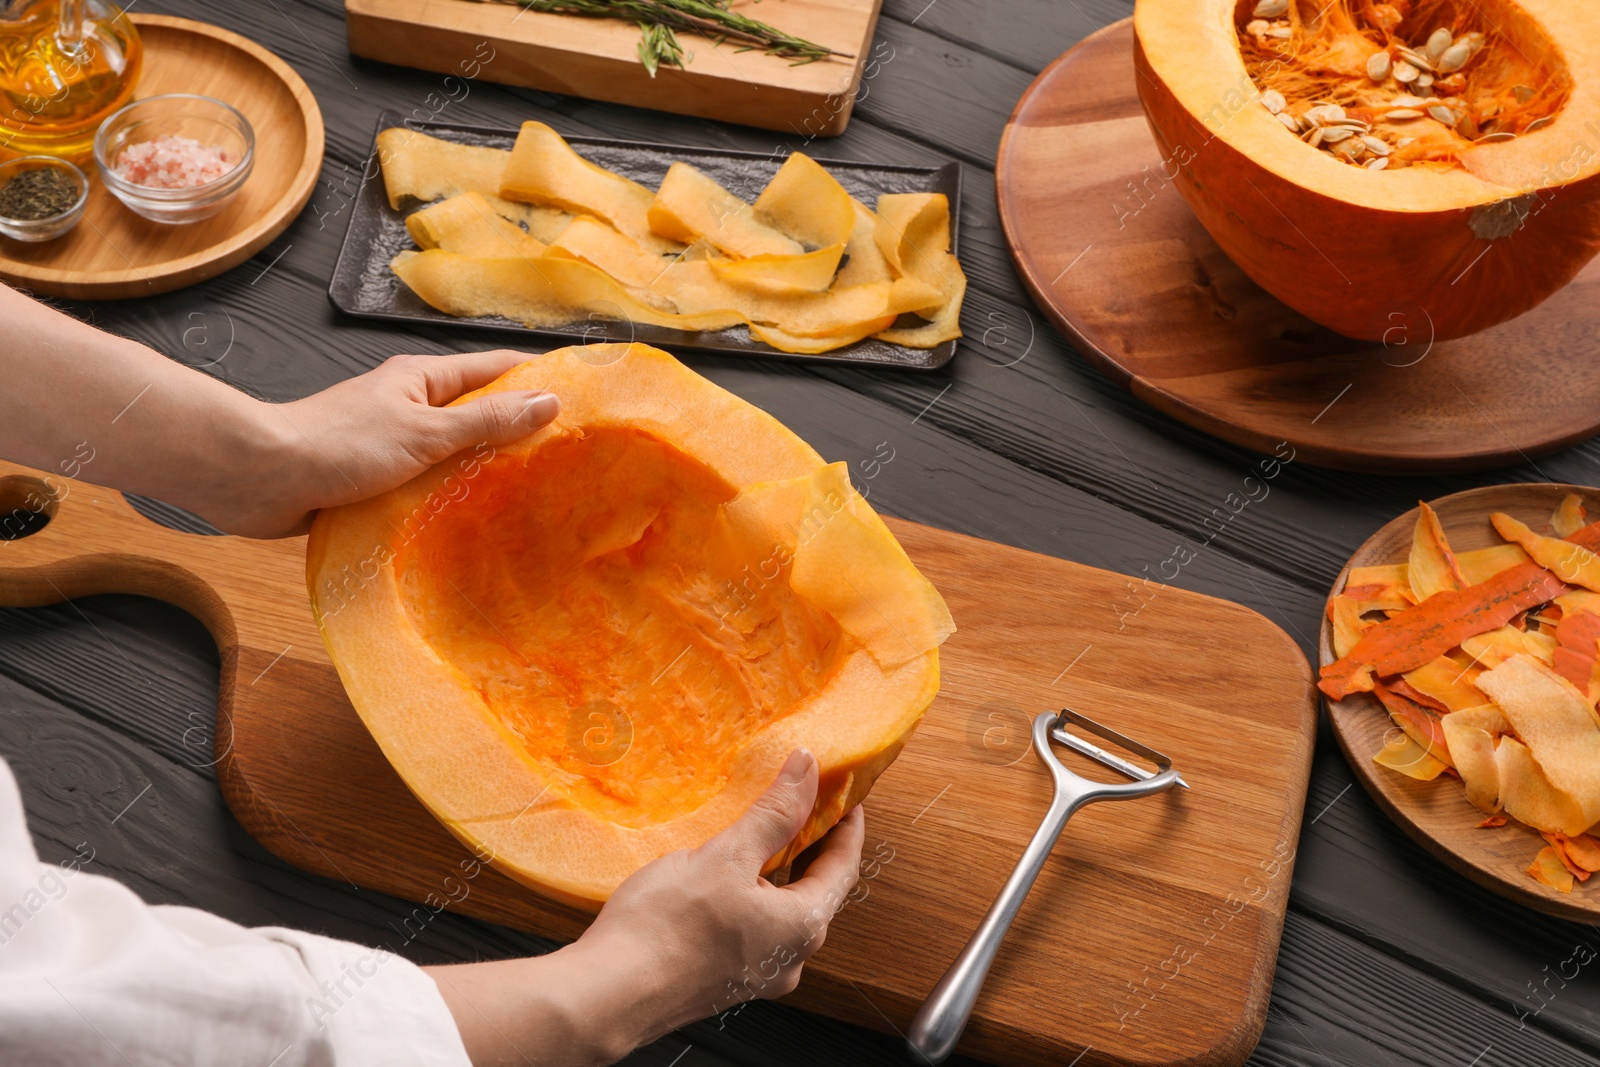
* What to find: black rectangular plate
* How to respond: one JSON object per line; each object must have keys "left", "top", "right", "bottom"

{"left": 328, "top": 112, "right": 962, "bottom": 371}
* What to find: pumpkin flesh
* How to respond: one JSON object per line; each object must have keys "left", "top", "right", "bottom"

{"left": 307, "top": 344, "right": 953, "bottom": 909}
{"left": 395, "top": 426, "right": 844, "bottom": 827}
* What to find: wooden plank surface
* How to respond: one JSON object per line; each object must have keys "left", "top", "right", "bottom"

{"left": 0, "top": 456, "right": 1315, "bottom": 1067}
{"left": 6, "top": 0, "right": 1600, "bottom": 1064}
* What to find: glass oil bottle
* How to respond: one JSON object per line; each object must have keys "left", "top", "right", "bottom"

{"left": 0, "top": 0, "right": 141, "bottom": 162}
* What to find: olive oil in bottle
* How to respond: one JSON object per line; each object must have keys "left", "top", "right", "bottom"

{"left": 0, "top": 0, "right": 141, "bottom": 162}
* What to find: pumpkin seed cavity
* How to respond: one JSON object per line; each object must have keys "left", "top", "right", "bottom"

{"left": 1240, "top": 0, "right": 1571, "bottom": 170}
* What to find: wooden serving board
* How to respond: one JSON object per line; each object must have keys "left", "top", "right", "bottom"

{"left": 0, "top": 16, "right": 324, "bottom": 299}
{"left": 0, "top": 457, "right": 1316, "bottom": 1067}
{"left": 344, "top": 0, "right": 880, "bottom": 138}
{"left": 1319, "top": 484, "right": 1600, "bottom": 922}
{"left": 995, "top": 20, "right": 1600, "bottom": 474}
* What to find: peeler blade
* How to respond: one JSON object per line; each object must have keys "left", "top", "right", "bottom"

{"left": 1049, "top": 708, "right": 1190, "bottom": 789}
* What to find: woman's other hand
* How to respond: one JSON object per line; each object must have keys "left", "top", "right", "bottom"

{"left": 426, "top": 750, "right": 866, "bottom": 1067}
{"left": 586, "top": 749, "right": 865, "bottom": 1033}
{"left": 217, "top": 350, "right": 557, "bottom": 537}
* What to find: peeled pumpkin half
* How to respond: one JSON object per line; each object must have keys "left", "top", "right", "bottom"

{"left": 1133, "top": 0, "right": 1600, "bottom": 341}
{"left": 306, "top": 343, "right": 954, "bottom": 910}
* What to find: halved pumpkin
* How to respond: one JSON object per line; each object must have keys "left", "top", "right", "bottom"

{"left": 306, "top": 343, "right": 954, "bottom": 910}
{"left": 1134, "top": 0, "right": 1600, "bottom": 341}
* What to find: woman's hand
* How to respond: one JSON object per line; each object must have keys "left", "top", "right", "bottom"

{"left": 585, "top": 748, "right": 865, "bottom": 1033}
{"left": 215, "top": 350, "right": 558, "bottom": 537}
{"left": 0, "top": 284, "right": 558, "bottom": 538}
{"left": 425, "top": 750, "right": 866, "bottom": 1067}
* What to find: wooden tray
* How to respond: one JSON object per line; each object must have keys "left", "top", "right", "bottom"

{"left": 0, "top": 456, "right": 1316, "bottom": 1067}
{"left": 0, "top": 15, "right": 324, "bottom": 299}
{"left": 1319, "top": 484, "right": 1600, "bottom": 922}
{"left": 995, "top": 20, "right": 1600, "bottom": 474}
{"left": 345, "top": 0, "right": 880, "bottom": 138}
{"left": 330, "top": 113, "right": 960, "bottom": 371}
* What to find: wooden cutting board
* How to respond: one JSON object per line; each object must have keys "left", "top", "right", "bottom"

{"left": 0, "top": 457, "right": 1316, "bottom": 1067}
{"left": 344, "top": 0, "right": 882, "bottom": 137}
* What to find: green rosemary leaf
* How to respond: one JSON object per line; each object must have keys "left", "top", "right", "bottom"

{"left": 493, "top": 0, "right": 848, "bottom": 71}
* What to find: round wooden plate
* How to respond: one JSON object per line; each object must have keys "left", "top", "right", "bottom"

{"left": 1321, "top": 484, "right": 1600, "bottom": 921}
{"left": 0, "top": 15, "right": 324, "bottom": 298}
{"left": 996, "top": 20, "right": 1600, "bottom": 474}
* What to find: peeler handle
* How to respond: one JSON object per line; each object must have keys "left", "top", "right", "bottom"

{"left": 907, "top": 711, "right": 1182, "bottom": 1064}
{"left": 906, "top": 785, "right": 1080, "bottom": 1064}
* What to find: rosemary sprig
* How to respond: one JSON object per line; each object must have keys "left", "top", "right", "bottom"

{"left": 636, "top": 21, "right": 685, "bottom": 76}
{"left": 497, "top": 0, "right": 850, "bottom": 75}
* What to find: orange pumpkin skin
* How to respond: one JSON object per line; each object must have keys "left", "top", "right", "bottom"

{"left": 1133, "top": 0, "right": 1600, "bottom": 342}
{"left": 306, "top": 343, "right": 953, "bottom": 911}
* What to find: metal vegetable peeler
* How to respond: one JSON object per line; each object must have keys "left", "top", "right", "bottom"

{"left": 906, "top": 709, "right": 1187, "bottom": 1064}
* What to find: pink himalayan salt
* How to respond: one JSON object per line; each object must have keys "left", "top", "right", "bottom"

{"left": 113, "top": 135, "right": 234, "bottom": 189}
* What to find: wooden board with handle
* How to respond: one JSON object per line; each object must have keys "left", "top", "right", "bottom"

{"left": 0, "top": 457, "right": 1315, "bottom": 1067}
{"left": 344, "top": 0, "right": 881, "bottom": 138}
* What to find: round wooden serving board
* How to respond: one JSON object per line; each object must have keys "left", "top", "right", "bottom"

{"left": 0, "top": 15, "right": 324, "bottom": 298}
{"left": 996, "top": 20, "right": 1600, "bottom": 474}
{"left": 1320, "top": 484, "right": 1600, "bottom": 922}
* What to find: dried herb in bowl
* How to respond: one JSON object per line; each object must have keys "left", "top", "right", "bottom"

{"left": 0, "top": 167, "right": 78, "bottom": 220}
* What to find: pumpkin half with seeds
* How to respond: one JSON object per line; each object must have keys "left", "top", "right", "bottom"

{"left": 306, "top": 343, "right": 954, "bottom": 910}
{"left": 1134, "top": 0, "right": 1600, "bottom": 341}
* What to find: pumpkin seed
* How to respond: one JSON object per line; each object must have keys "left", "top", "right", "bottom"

{"left": 1460, "top": 31, "right": 1486, "bottom": 55}
{"left": 1425, "top": 27, "right": 1453, "bottom": 59}
{"left": 1436, "top": 41, "right": 1472, "bottom": 73}
{"left": 1320, "top": 126, "right": 1356, "bottom": 143}
{"left": 1397, "top": 47, "right": 1434, "bottom": 72}
{"left": 1325, "top": 118, "right": 1370, "bottom": 131}
{"left": 1513, "top": 84, "right": 1536, "bottom": 103}
{"left": 1261, "top": 88, "right": 1287, "bottom": 114}
{"left": 1366, "top": 156, "right": 1390, "bottom": 170}
{"left": 1428, "top": 104, "right": 1458, "bottom": 126}
{"left": 1245, "top": 18, "right": 1268, "bottom": 35}
{"left": 1361, "top": 135, "right": 1392, "bottom": 155}
{"left": 1392, "top": 94, "right": 1426, "bottom": 106}
{"left": 1385, "top": 108, "right": 1425, "bottom": 120}
{"left": 1264, "top": 25, "right": 1293, "bottom": 38}
{"left": 1397, "top": 136, "right": 1416, "bottom": 147}
{"left": 1526, "top": 115, "right": 1554, "bottom": 132}
{"left": 1277, "top": 111, "right": 1301, "bottom": 131}
{"left": 1366, "top": 51, "right": 1392, "bottom": 81}
{"left": 1252, "top": 0, "right": 1288, "bottom": 17}
{"left": 1416, "top": 73, "right": 1434, "bottom": 89}
{"left": 1393, "top": 60, "right": 1420, "bottom": 84}
{"left": 1475, "top": 131, "right": 1516, "bottom": 143}
{"left": 1307, "top": 126, "right": 1325, "bottom": 147}
{"left": 1305, "top": 103, "right": 1345, "bottom": 125}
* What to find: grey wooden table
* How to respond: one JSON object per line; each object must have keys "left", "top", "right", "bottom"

{"left": 4, "top": 1, "right": 1599, "bottom": 1064}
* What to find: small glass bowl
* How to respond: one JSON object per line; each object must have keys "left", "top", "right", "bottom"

{"left": 93, "top": 94, "right": 254, "bottom": 224}
{"left": 0, "top": 157, "right": 89, "bottom": 242}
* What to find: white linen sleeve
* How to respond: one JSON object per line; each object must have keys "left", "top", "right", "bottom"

{"left": 0, "top": 756, "right": 471, "bottom": 1067}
